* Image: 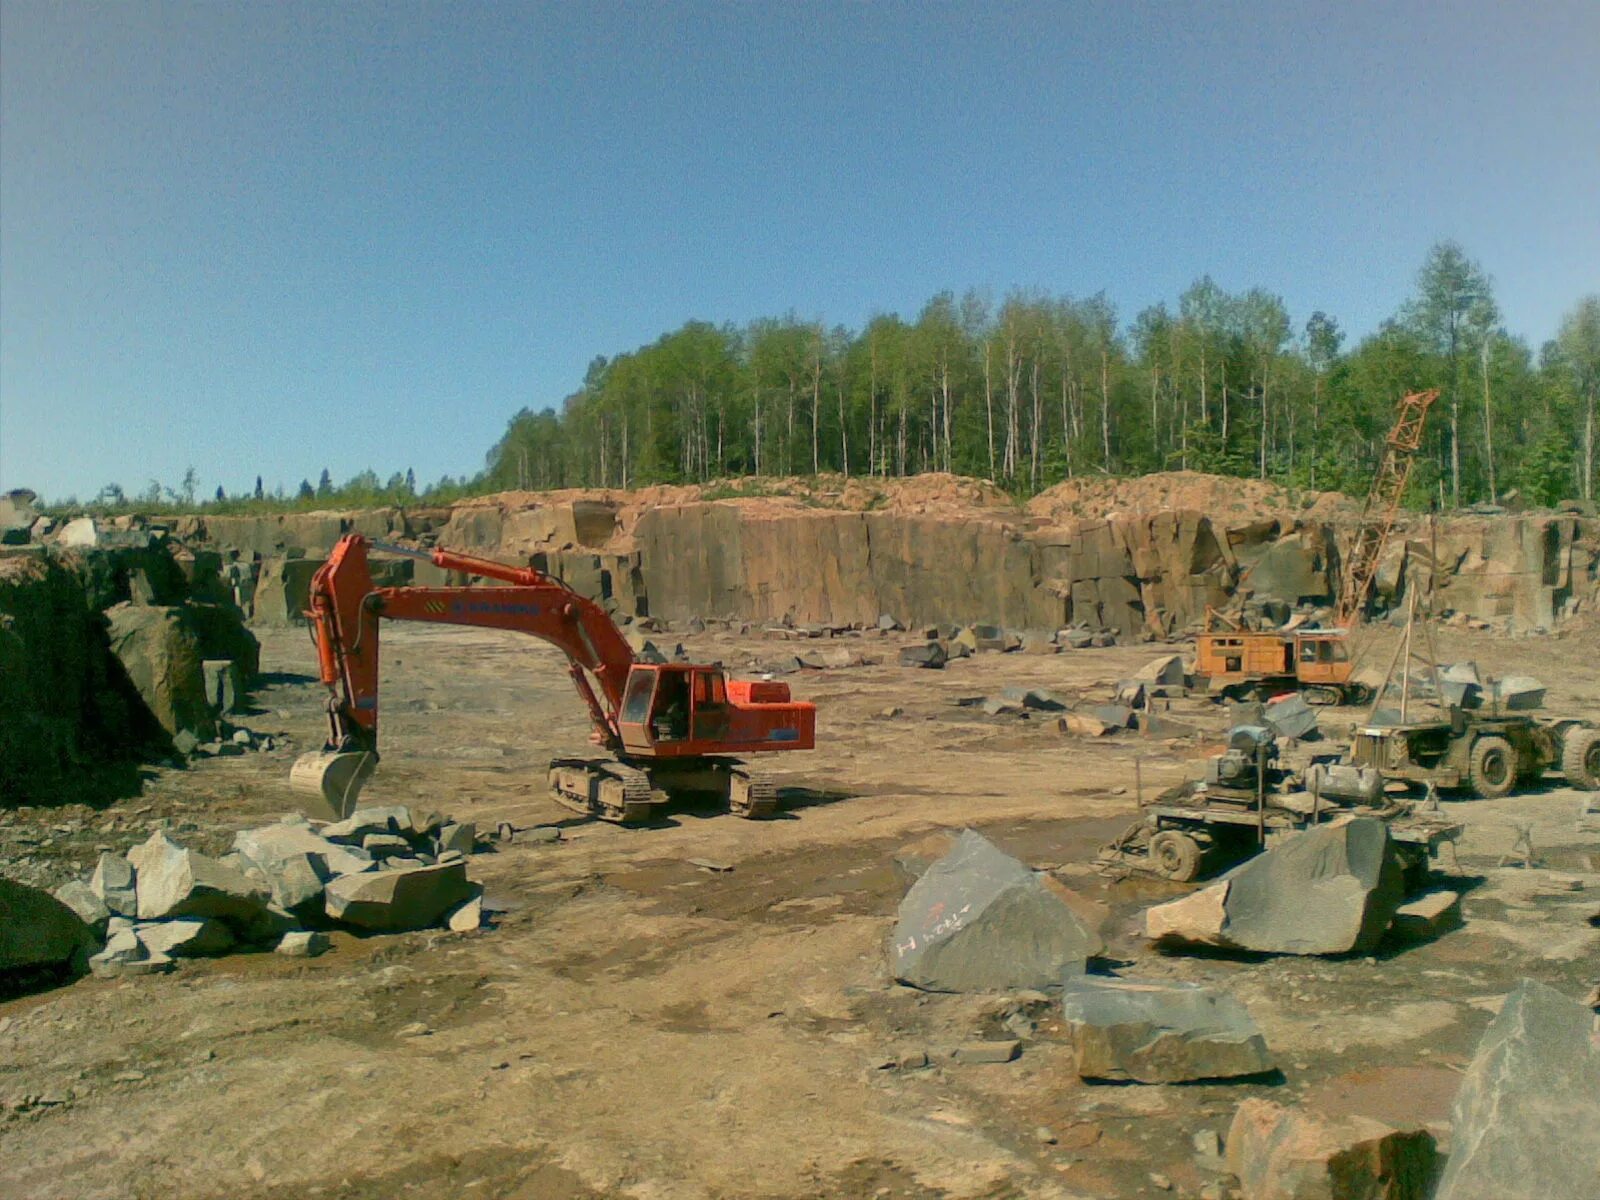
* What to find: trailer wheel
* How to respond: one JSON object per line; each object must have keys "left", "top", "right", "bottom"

{"left": 1562, "top": 726, "right": 1600, "bottom": 790}
{"left": 1149, "top": 831, "right": 1203, "bottom": 882}
{"left": 1468, "top": 735, "right": 1516, "bottom": 799}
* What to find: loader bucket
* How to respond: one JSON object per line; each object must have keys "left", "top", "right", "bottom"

{"left": 289, "top": 750, "right": 377, "bottom": 822}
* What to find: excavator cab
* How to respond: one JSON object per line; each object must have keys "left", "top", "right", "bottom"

{"left": 616, "top": 663, "right": 813, "bottom": 758}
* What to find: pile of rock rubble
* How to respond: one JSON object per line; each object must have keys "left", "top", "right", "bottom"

{"left": 36, "top": 805, "right": 486, "bottom": 979}
{"left": 881, "top": 826, "right": 1600, "bottom": 1199}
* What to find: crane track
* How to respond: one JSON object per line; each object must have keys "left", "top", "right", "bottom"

{"left": 548, "top": 757, "right": 656, "bottom": 824}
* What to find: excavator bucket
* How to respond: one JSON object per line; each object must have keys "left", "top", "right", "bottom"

{"left": 289, "top": 750, "right": 377, "bottom": 822}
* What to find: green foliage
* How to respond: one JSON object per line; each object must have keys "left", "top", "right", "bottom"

{"left": 52, "top": 249, "right": 1595, "bottom": 518}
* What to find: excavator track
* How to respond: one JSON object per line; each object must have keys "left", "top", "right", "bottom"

{"left": 548, "top": 757, "right": 657, "bottom": 824}
{"left": 726, "top": 762, "right": 779, "bottom": 819}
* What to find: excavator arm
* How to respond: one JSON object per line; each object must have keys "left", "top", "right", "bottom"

{"left": 292, "top": 534, "right": 637, "bottom": 817}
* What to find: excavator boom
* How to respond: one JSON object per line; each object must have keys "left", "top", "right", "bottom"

{"left": 292, "top": 535, "right": 815, "bottom": 823}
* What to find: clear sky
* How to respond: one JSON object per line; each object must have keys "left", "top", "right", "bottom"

{"left": 3, "top": 1, "right": 1597, "bottom": 502}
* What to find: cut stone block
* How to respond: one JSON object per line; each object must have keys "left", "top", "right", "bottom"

{"left": 127, "top": 831, "right": 271, "bottom": 928}
{"left": 323, "top": 861, "right": 473, "bottom": 931}
{"left": 1145, "top": 817, "right": 1403, "bottom": 956}
{"left": 1390, "top": 890, "right": 1461, "bottom": 942}
{"left": 1060, "top": 974, "right": 1273, "bottom": 1083}
{"left": 1227, "top": 1098, "right": 1436, "bottom": 1200}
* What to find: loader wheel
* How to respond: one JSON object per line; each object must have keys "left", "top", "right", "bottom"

{"left": 1149, "top": 831, "right": 1204, "bottom": 882}
{"left": 1562, "top": 726, "right": 1600, "bottom": 790}
{"left": 1468, "top": 735, "right": 1516, "bottom": 799}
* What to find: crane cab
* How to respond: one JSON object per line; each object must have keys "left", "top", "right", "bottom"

{"left": 616, "top": 663, "right": 816, "bottom": 758}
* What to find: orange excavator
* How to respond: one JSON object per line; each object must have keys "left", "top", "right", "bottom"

{"left": 288, "top": 535, "right": 816, "bottom": 824}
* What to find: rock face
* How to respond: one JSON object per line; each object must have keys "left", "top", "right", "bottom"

{"left": 1227, "top": 1098, "right": 1436, "bottom": 1200}
{"left": 1433, "top": 979, "right": 1600, "bottom": 1200}
{"left": 323, "top": 862, "right": 473, "bottom": 931}
{"left": 890, "top": 830, "right": 1104, "bottom": 992}
{"left": 127, "top": 831, "right": 271, "bottom": 926}
{"left": 1145, "top": 818, "right": 1403, "bottom": 956}
{"left": 1059, "top": 974, "right": 1273, "bottom": 1083}
{"left": 0, "top": 878, "right": 97, "bottom": 974}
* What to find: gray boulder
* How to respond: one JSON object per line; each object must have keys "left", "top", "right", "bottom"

{"left": 53, "top": 879, "right": 110, "bottom": 936}
{"left": 90, "top": 852, "right": 139, "bottom": 917}
{"left": 1434, "top": 979, "right": 1600, "bottom": 1200}
{"left": 89, "top": 927, "right": 172, "bottom": 977}
{"left": 322, "top": 805, "right": 414, "bottom": 844}
{"left": 899, "top": 642, "right": 948, "bottom": 669}
{"left": 276, "top": 930, "right": 330, "bottom": 958}
{"left": 127, "top": 831, "right": 271, "bottom": 928}
{"left": 1145, "top": 817, "right": 1403, "bottom": 955}
{"left": 136, "top": 917, "right": 234, "bottom": 958}
{"left": 0, "top": 878, "right": 97, "bottom": 973}
{"left": 1059, "top": 974, "right": 1273, "bottom": 1083}
{"left": 436, "top": 823, "right": 476, "bottom": 857}
{"left": 890, "top": 830, "right": 1104, "bottom": 992}
{"left": 1264, "top": 692, "right": 1318, "bottom": 741}
{"left": 233, "top": 821, "right": 374, "bottom": 880}
{"left": 323, "top": 861, "right": 473, "bottom": 931}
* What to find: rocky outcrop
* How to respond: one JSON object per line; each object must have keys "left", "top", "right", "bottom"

{"left": 45, "top": 473, "right": 1598, "bottom": 638}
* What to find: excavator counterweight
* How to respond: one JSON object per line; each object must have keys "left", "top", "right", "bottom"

{"left": 290, "top": 535, "right": 816, "bottom": 823}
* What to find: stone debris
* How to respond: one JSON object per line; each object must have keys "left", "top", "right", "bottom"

{"left": 436, "top": 822, "right": 476, "bottom": 856}
{"left": 1018, "top": 631, "right": 1057, "bottom": 655}
{"left": 446, "top": 891, "right": 484, "bottom": 932}
{"left": 950, "top": 1040, "right": 1021, "bottom": 1064}
{"left": 324, "top": 861, "right": 474, "bottom": 932}
{"left": 890, "top": 830, "right": 1105, "bottom": 992}
{"left": 1145, "top": 818, "right": 1404, "bottom": 956}
{"left": 89, "top": 852, "right": 139, "bottom": 917}
{"left": 1433, "top": 979, "right": 1600, "bottom": 1200}
{"left": 1489, "top": 675, "right": 1545, "bottom": 711}
{"left": 127, "top": 831, "right": 270, "bottom": 926}
{"left": 1389, "top": 890, "right": 1461, "bottom": 941}
{"left": 1134, "top": 653, "right": 1188, "bottom": 687}
{"left": 322, "top": 805, "right": 414, "bottom": 843}
{"left": 898, "top": 642, "right": 947, "bottom": 669}
{"left": 52, "top": 879, "right": 111, "bottom": 936}
{"left": 1227, "top": 1098, "right": 1436, "bottom": 1200}
{"left": 136, "top": 917, "right": 234, "bottom": 959}
{"left": 1060, "top": 974, "right": 1273, "bottom": 1083}
{"left": 89, "top": 927, "right": 172, "bottom": 977}
{"left": 1059, "top": 712, "right": 1115, "bottom": 738}
{"left": 0, "top": 878, "right": 97, "bottom": 974}
{"left": 275, "top": 930, "right": 330, "bottom": 958}
{"left": 1264, "top": 692, "right": 1318, "bottom": 741}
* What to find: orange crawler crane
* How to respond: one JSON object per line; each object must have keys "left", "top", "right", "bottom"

{"left": 1192, "top": 389, "right": 1440, "bottom": 705}
{"left": 289, "top": 535, "right": 815, "bottom": 824}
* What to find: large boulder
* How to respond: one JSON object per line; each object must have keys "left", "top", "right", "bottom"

{"left": 251, "top": 557, "right": 326, "bottom": 625}
{"left": 104, "top": 602, "right": 214, "bottom": 739}
{"left": 0, "top": 878, "right": 97, "bottom": 974}
{"left": 1433, "top": 979, "right": 1600, "bottom": 1200}
{"left": 323, "top": 861, "right": 472, "bottom": 931}
{"left": 1227, "top": 1098, "right": 1436, "bottom": 1200}
{"left": 1059, "top": 974, "right": 1273, "bottom": 1083}
{"left": 127, "top": 831, "right": 272, "bottom": 929}
{"left": 890, "top": 830, "right": 1104, "bottom": 992}
{"left": 1145, "top": 818, "right": 1403, "bottom": 956}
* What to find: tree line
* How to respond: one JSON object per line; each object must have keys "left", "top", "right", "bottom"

{"left": 65, "top": 241, "right": 1600, "bottom": 516}
{"left": 485, "top": 241, "right": 1599, "bottom": 508}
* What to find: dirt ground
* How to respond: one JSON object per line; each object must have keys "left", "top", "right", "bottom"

{"left": 3, "top": 620, "right": 1599, "bottom": 1200}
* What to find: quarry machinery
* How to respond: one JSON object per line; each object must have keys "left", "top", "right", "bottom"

{"left": 1192, "top": 389, "right": 1440, "bottom": 705}
{"left": 288, "top": 535, "right": 816, "bottom": 823}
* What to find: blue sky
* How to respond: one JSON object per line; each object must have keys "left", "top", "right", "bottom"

{"left": 3, "top": 1, "right": 1597, "bottom": 501}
